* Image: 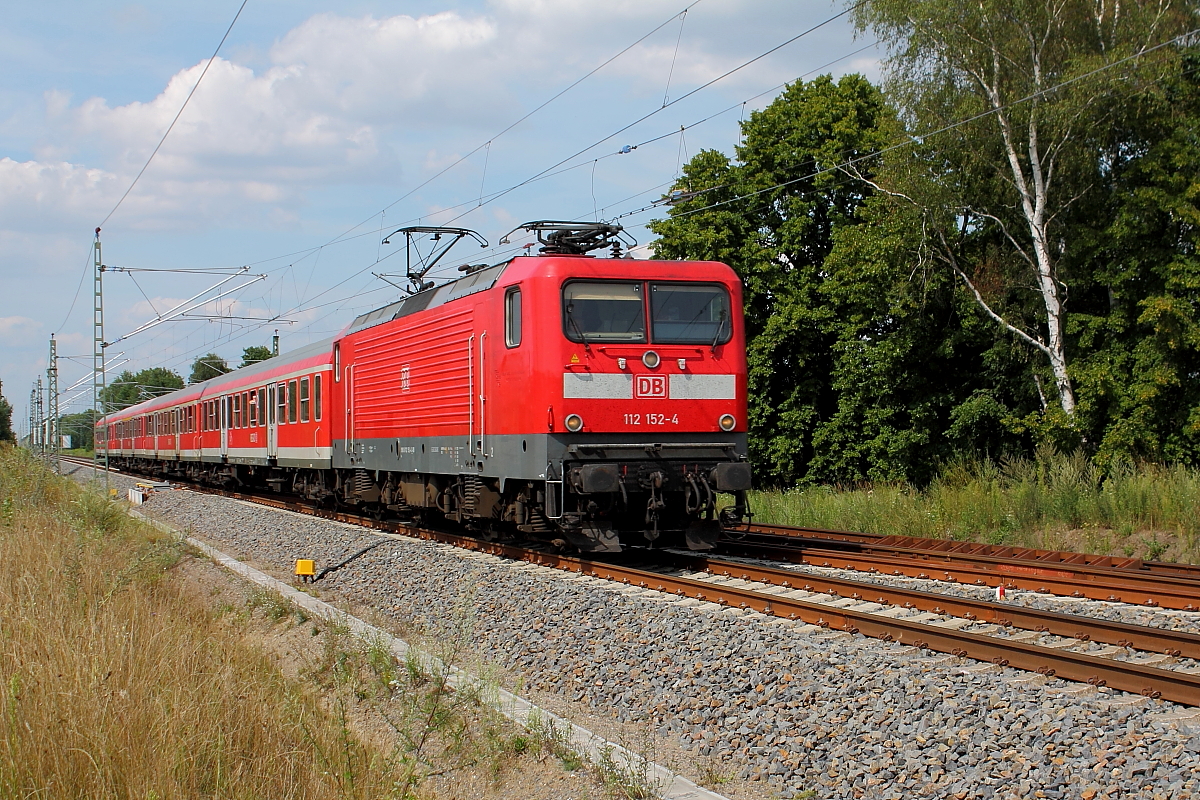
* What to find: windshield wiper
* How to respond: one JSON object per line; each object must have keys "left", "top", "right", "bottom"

{"left": 710, "top": 310, "right": 727, "bottom": 354}
{"left": 566, "top": 303, "right": 591, "bottom": 351}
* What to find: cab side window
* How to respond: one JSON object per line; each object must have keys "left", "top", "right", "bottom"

{"left": 505, "top": 287, "right": 521, "bottom": 348}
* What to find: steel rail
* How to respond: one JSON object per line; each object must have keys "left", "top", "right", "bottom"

{"left": 661, "top": 552, "right": 1200, "bottom": 660}
{"left": 738, "top": 522, "right": 1200, "bottom": 579}
{"left": 61, "top": 458, "right": 1200, "bottom": 706}
{"left": 721, "top": 533, "right": 1200, "bottom": 611}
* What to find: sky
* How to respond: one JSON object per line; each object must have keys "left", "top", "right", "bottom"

{"left": 0, "top": 0, "right": 880, "bottom": 436}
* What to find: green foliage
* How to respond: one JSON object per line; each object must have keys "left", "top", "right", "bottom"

{"left": 240, "top": 345, "right": 275, "bottom": 368}
{"left": 652, "top": 8, "right": 1200, "bottom": 484}
{"left": 651, "top": 74, "right": 897, "bottom": 484}
{"left": 189, "top": 353, "right": 230, "bottom": 384}
{"left": 58, "top": 410, "right": 99, "bottom": 450}
{"left": 100, "top": 367, "right": 184, "bottom": 411}
{"left": 0, "top": 391, "right": 13, "bottom": 443}
{"left": 852, "top": 0, "right": 1200, "bottom": 463}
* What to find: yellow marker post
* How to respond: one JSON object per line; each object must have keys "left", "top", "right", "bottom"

{"left": 294, "top": 559, "right": 316, "bottom": 583}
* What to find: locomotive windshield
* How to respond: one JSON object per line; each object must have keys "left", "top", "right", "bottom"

{"left": 562, "top": 280, "right": 733, "bottom": 344}
{"left": 563, "top": 282, "right": 647, "bottom": 342}
{"left": 650, "top": 283, "right": 732, "bottom": 344}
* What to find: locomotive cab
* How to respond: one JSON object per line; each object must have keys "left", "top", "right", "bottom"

{"left": 542, "top": 268, "right": 751, "bottom": 552}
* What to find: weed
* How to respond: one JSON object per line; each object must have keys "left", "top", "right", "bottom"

{"left": 247, "top": 586, "right": 295, "bottom": 623}
{"left": 1146, "top": 535, "right": 1169, "bottom": 561}
{"left": 595, "top": 743, "right": 662, "bottom": 799}
{"left": 695, "top": 753, "right": 732, "bottom": 786}
{"left": 526, "top": 711, "right": 583, "bottom": 771}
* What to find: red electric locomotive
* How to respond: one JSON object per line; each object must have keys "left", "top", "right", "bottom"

{"left": 97, "top": 222, "right": 752, "bottom": 551}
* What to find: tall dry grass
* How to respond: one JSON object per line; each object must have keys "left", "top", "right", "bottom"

{"left": 0, "top": 446, "right": 404, "bottom": 799}
{"left": 751, "top": 449, "right": 1200, "bottom": 562}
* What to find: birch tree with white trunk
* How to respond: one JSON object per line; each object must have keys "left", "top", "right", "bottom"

{"left": 854, "top": 0, "right": 1197, "bottom": 418}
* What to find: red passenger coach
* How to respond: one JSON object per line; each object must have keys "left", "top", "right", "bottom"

{"left": 98, "top": 222, "right": 752, "bottom": 552}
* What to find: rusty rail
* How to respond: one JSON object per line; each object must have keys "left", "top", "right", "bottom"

{"left": 661, "top": 552, "right": 1200, "bottom": 660}
{"left": 722, "top": 531, "right": 1200, "bottom": 611}
{"left": 739, "top": 522, "right": 1200, "bottom": 579}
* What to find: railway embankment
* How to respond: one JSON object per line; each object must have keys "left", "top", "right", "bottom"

{"left": 3, "top": 450, "right": 612, "bottom": 799}
{"left": 69, "top": 461, "right": 1200, "bottom": 800}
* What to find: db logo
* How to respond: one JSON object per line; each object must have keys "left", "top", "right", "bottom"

{"left": 634, "top": 375, "right": 667, "bottom": 398}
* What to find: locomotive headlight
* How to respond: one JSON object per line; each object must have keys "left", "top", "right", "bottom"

{"left": 642, "top": 350, "right": 660, "bottom": 369}
{"left": 565, "top": 414, "right": 584, "bottom": 433}
{"left": 719, "top": 414, "right": 736, "bottom": 431}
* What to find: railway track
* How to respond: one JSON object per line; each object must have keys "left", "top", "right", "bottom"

{"left": 723, "top": 524, "right": 1200, "bottom": 610}
{"left": 64, "top": 456, "right": 1200, "bottom": 706}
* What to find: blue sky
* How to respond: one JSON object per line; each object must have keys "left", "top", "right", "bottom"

{"left": 0, "top": 0, "right": 879, "bottom": 433}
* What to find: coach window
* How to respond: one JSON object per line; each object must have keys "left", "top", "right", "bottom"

{"left": 248, "top": 391, "right": 257, "bottom": 427}
{"left": 233, "top": 395, "right": 241, "bottom": 428}
{"left": 314, "top": 374, "right": 322, "bottom": 421}
{"left": 258, "top": 387, "right": 267, "bottom": 426}
{"left": 300, "top": 377, "right": 311, "bottom": 423}
{"left": 288, "top": 380, "right": 298, "bottom": 423}
{"left": 505, "top": 287, "right": 522, "bottom": 347}
{"left": 276, "top": 382, "right": 286, "bottom": 424}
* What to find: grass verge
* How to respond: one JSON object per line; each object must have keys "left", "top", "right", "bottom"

{"left": 0, "top": 445, "right": 408, "bottom": 799}
{"left": 750, "top": 447, "right": 1200, "bottom": 562}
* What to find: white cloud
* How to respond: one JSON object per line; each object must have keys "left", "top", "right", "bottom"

{"left": 0, "top": 315, "right": 42, "bottom": 345}
{"left": 2, "top": 1, "right": 862, "bottom": 236}
{"left": 0, "top": 157, "right": 118, "bottom": 226}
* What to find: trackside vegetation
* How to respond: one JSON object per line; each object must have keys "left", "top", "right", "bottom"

{"left": 0, "top": 447, "right": 409, "bottom": 799}
{"left": 751, "top": 449, "right": 1200, "bottom": 563}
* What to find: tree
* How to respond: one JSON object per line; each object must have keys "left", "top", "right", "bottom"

{"left": 240, "top": 345, "right": 274, "bottom": 368}
{"left": 853, "top": 0, "right": 1199, "bottom": 423}
{"left": 0, "top": 387, "right": 14, "bottom": 444}
{"left": 58, "top": 410, "right": 99, "bottom": 450}
{"left": 651, "top": 74, "right": 897, "bottom": 483}
{"left": 100, "top": 367, "right": 184, "bottom": 411}
{"left": 1067, "top": 50, "right": 1200, "bottom": 463}
{"left": 190, "top": 354, "right": 230, "bottom": 384}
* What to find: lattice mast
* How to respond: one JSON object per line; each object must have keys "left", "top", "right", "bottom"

{"left": 47, "top": 335, "right": 59, "bottom": 473}
{"left": 35, "top": 377, "right": 44, "bottom": 456}
{"left": 92, "top": 228, "right": 109, "bottom": 493}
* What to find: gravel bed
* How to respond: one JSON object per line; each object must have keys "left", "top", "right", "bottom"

{"left": 71, "top": 466, "right": 1200, "bottom": 799}
{"left": 707, "top": 552, "right": 1200, "bottom": 636}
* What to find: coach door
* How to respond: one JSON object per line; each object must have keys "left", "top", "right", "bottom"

{"left": 267, "top": 383, "right": 278, "bottom": 460}
{"left": 220, "top": 396, "right": 229, "bottom": 458}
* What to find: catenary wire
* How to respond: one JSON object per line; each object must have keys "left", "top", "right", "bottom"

{"left": 84, "top": 18, "right": 1194, "bottom": 385}
{"left": 56, "top": 0, "right": 250, "bottom": 336}
{"left": 98, "top": 0, "right": 250, "bottom": 228}
{"left": 608, "top": 26, "right": 1200, "bottom": 225}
